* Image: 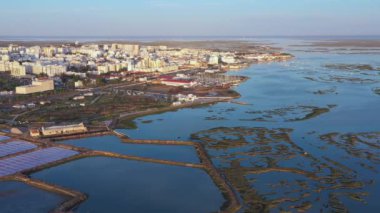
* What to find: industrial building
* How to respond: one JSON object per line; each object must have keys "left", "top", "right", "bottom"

{"left": 159, "top": 76, "right": 196, "bottom": 88}
{"left": 15, "top": 79, "right": 54, "bottom": 94}
{"left": 40, "top": 123, "right": 88, "bottom": 137}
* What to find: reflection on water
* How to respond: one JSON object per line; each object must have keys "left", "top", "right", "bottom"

{"left": 0, "top": 181, "right": 65, "bottom": 213}
{"left": 191, "top": 127, "right": 379, "bottom": 212}
{"left": 61, "top": 135, "right": 200, "bottom": 163}
{"left": 2, "top": 38, "right": 379, "bottom": 212}
{"left": 124, "top": 40, "right": 380, "bottom": 212}
{"left": 32, "top": 157, "right": 224, "bottom": 213}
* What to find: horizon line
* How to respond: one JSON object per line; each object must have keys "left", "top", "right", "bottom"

{"left": 1, "top": 35, "right": 380, "bottom": 38}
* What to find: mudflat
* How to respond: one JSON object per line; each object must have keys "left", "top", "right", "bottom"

{"left": 299, "top": 40, "right": 380, "bottom": 48}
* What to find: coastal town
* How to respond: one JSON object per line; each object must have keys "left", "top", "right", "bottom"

{"left": 0, "top": 41, "right": 293, "bottom": 138}
{"left": 2, "top": 0, "right": 380, "bottom": 212}
{"left": 0, "top": 41, "right": 294, "bottom": 212}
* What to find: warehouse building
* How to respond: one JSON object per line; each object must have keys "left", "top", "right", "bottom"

{"left": 41, "top": 123, "right": 88, "bottom": 137}
{"left": 15, "top": 79, "right": 54, "bottom": 94}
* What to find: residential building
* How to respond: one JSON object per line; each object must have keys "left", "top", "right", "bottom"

{"left": 208, "top": 55, "right": 220, "bottom": 65}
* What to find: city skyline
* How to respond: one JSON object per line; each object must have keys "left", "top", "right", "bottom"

{"left": 1, "top": 0, "right": 380, "bottom": 37}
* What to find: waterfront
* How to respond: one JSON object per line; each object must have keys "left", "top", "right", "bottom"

{"left": 1, "top": 0, "right": 380, "bottom": 211}
{"left": 0, "top": 38, "right": 380, "bottom": 212}
{"left": 121, "top": 38, "right": 380, "bottom": 212}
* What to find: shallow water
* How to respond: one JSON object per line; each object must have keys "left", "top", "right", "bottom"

{"left": 32, "top": 157, "right": 224, "bottom": 213}
{"left": 122, "top": 40, "right": 380, "bottom": 211}
{"left": 0, "top": 181, "right": 65, "bottom": 213}
{"left": 61, "top": 135, "right": 200, "bottom": 163}
{"left": 2, "top": 38, "right": 380, "bottom": 212}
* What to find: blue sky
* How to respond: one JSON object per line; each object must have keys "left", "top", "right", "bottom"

{"left": 0, "top": 0, "right": 379, "bottom": 36}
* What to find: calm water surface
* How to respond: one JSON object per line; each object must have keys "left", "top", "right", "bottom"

{"left": 2, "top": 38, "right": 380, "bottom": 212}
{"left": 61, "top": 135, "right": 200, "bottom": 163}
{"left": 121, "top": 39, "right": 380, "bottom": 211}
{"left": 32, "top": 157, "right": 224, "bottom": 213}
{"left": 0, "top": 181, "right": 66, "bottom": 213}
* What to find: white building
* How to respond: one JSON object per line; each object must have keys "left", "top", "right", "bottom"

{"left": 15, "top": 79, "right": 54, "bottom": 94}
{"left": 43, "top": 65, "right": 67, "bottom": 77}
{"left": 75, "top": 80, "right": 84, "bottom": 88}
{"left": 26, "top": 46, "right": 41, "bottom": 58}
{"left": 208, "top": 55, "right": 220, "bottom": 65}
{"left": 221, "top": 56, "right": 236, "bottom": 64}
{"left": 41, "top": 123, "right": 88, "bottom": 137}
{"left": 0, "top": 61, "right": 27, "bottom": 76}
{"left": 176, "top": 94, "right": 197, "bottom": 102}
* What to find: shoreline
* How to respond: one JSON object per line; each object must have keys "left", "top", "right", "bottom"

{"left": 0, "top": 41, "right": 294, "bottom": 213}
{"left": 0, "top": 128, "right": 242, "bottom": 213}
{"left": 112, "top": 96, "right": 235, "bottom": 129}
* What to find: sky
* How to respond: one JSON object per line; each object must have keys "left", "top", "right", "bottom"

{"left": 0, "top": 0, "right": 379, "bottom": 37}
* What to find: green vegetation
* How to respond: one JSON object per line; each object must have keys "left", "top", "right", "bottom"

{"left": 191, "top": 127, "right": 376, "bottom": 212}
{"left": 325, "top": 64, "right": 380, "bottom": 71}
{"left": 373, "top": 87, "right": 380, "bottom": 95}
{"left": 0, "top": 73, "right": 27, "bottom": 91}
{"left": 288, "top": 107, "right": 331, "bottom": 121}
{"left": 17, "top": 93, "right": 170, "bottom": 124}
{"left": 243, "top": 105, "right": 334, "bottom": 122}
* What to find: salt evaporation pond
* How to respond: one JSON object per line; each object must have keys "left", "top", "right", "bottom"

{"left": 61, "top": 135, "right": 200, "bottom": 163}
{"left": 121, "top": 38, "right": 380, "bottom": 212}
{"left": 32, "top": 157, "right": 224, "bottom": 213}
{"left": 0, "top": 181, "right": 66, "bottom": 213}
